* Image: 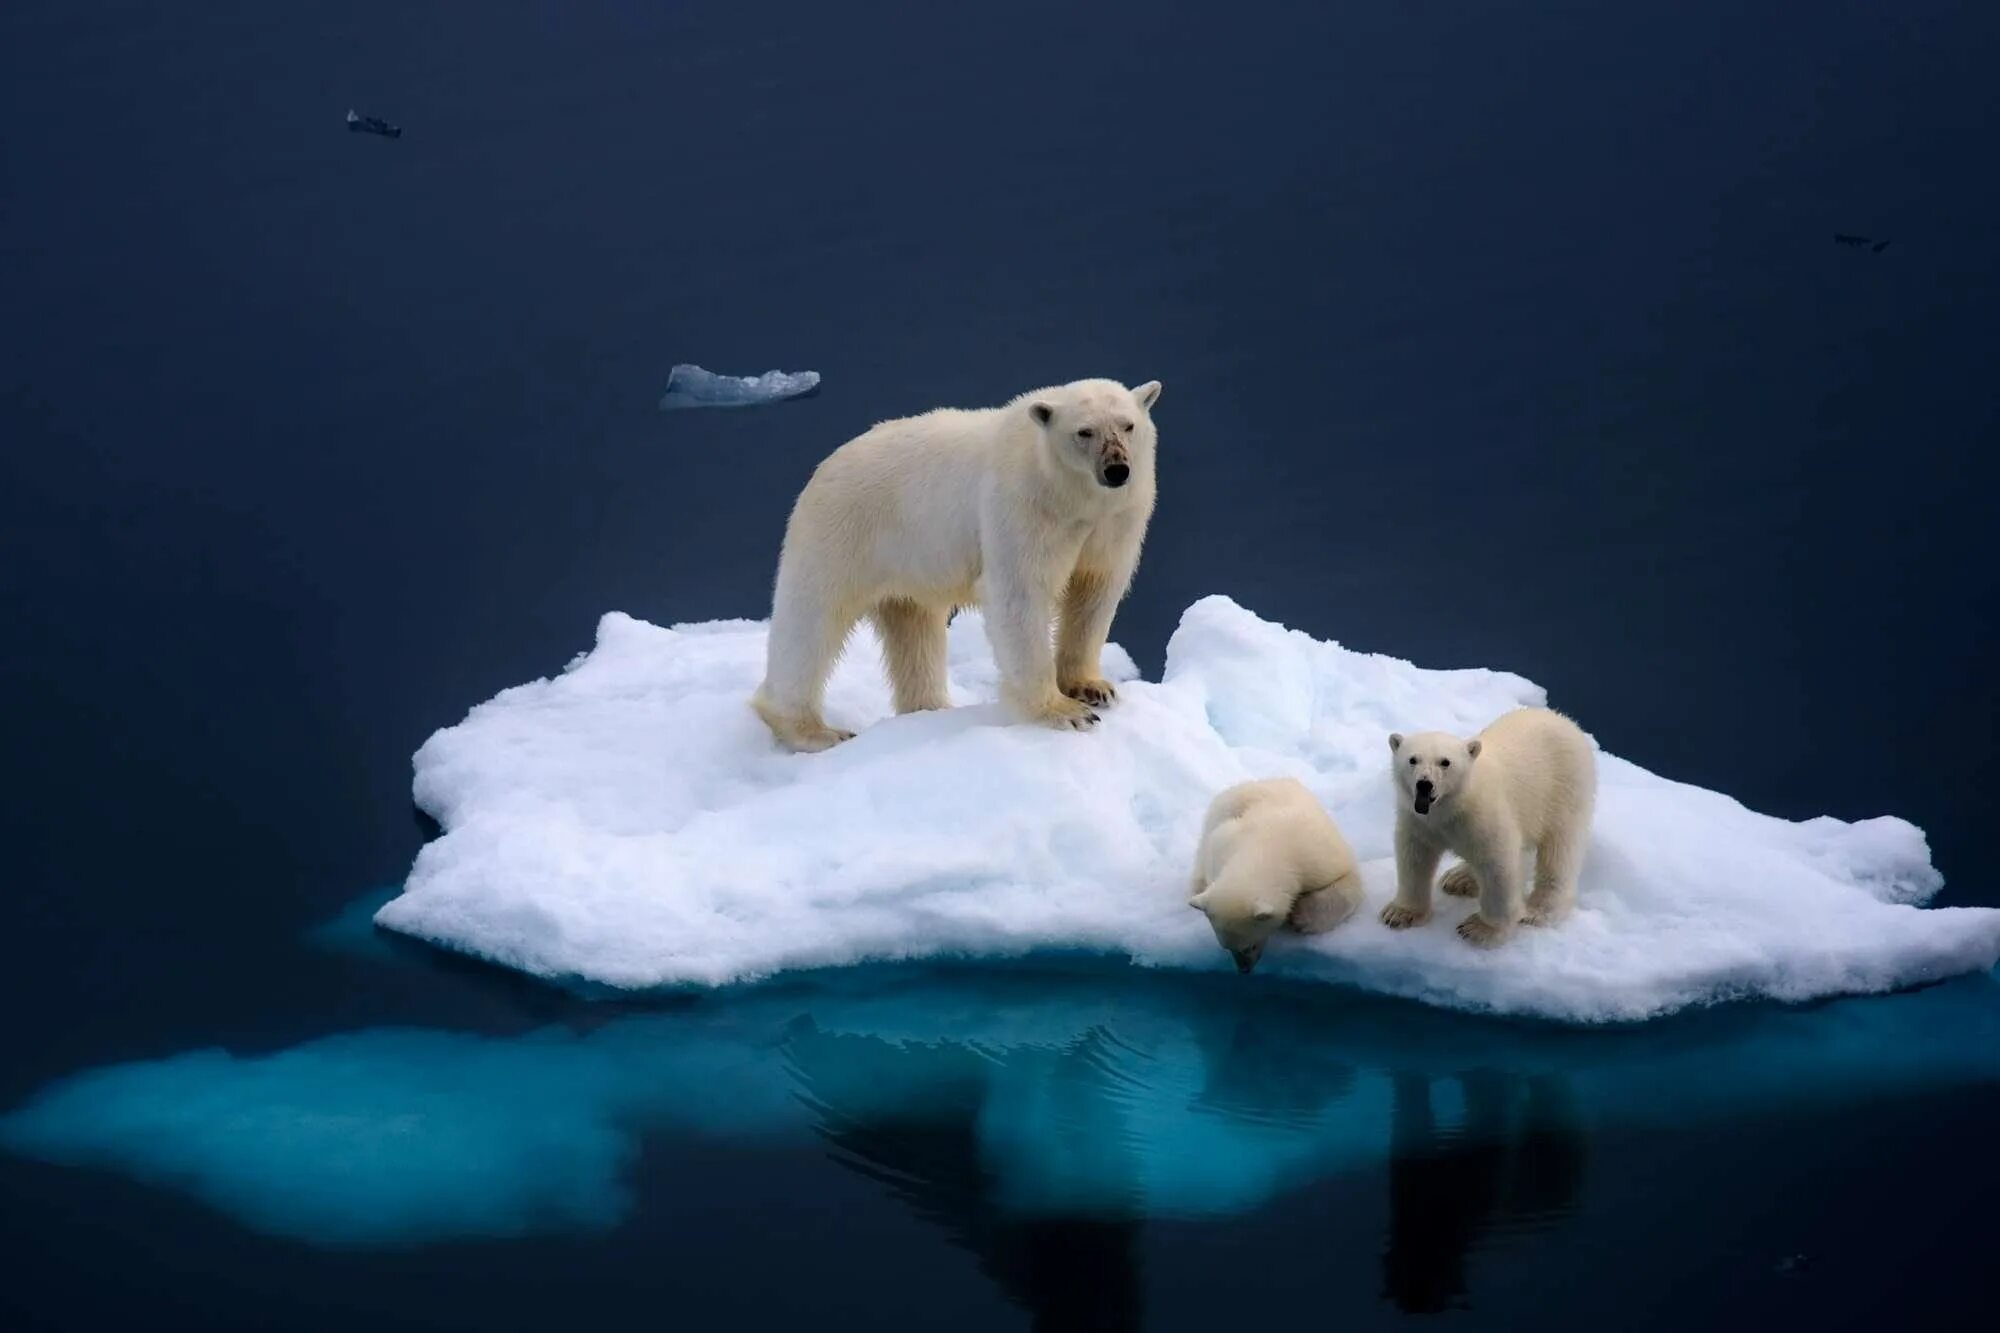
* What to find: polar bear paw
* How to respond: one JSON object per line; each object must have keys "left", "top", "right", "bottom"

{"left": 1438, "top": 864, "right": 1480, "bottom": 898}
{"left": 1060, "top": 677, "right": 1118, "bottom": 708}
{"left": 1523, "top": 889, "right": 1573, "bottom": 927}
{"left": 790, "top": 723, "right": 855, "bottom": 753}
{"left": 1033, "top": 694, "right": 1102, "bottom": 732}
{"left": 1456, "top": 913, "right": 1513, "bottom": 949}
{"left": 1378, "top": 901, "right": 1431, "bottom": 930}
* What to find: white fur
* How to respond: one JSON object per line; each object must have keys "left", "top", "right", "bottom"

{"left": 1188, "top": 777, "right": 1364, "bottom": 972}
{"left": 752, "top": 378, "right": 1160, "bottom": 750}
{"left": 1379, "top": 707, "right": 1598, "bottom": 947}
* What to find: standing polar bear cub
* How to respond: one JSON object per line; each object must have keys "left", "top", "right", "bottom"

{"left": 753, "top": 378, "right": 1161, "bottom": 751}
{"left": 1380, "top": 707, "right": 1597, "bottom": 948}
{"left": 1189, "top": 778, "right": 1365, "bottom": 973}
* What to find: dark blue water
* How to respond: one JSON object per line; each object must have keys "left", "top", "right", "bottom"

{"left": 3, "top": 1, "right": 1996, "bottom": 1328}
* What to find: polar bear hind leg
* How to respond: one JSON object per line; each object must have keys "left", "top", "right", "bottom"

{"left": 871, "top": 597, "right": 951, "bottom": 714}
{"left": 1525, "top": 821, "right": 1588, "bottom": 926}
{"left": 753, "top": 576, "right": 863, "bottom": 752}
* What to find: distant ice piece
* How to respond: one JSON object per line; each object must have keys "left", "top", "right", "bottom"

{"left": 375, "top": 597, "right": 2000, "bottom": 1021}
{"left": 345, "top": 109, "right": 402, "bottom": 139}
{"left": 657, "top": 363, "right": 820, "bottom": 411}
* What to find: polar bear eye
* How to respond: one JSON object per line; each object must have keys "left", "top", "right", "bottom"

{"left": 1439, "top": 758, "right": 1451, "bottom": 768}
{"left": 1408, "top": 756, "right": 1419, "bottom": 766}
{"left": 1117, "top": 419, "right": 1134, "bottom": 434}
{"left": 1077, "top": 427, "right": 1095, "bottom": 440}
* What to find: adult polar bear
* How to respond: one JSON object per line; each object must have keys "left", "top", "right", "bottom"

{"left": 752, "top": 378, "right": 1162, "bottom": 751}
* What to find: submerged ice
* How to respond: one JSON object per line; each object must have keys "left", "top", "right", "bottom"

{"left": 656, "top": 363, "right": 820, "bottom": 410}
{"left": 5, "top": 963, "right": 1998, "bottom": 1246}
{"left": 375, "top": 596, "right": 2000, "bottom": 1020}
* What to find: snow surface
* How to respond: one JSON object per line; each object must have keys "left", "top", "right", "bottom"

{"left": 375, "top": 596, "right": 2000, "bottom": 1021}
{"left": 656, "top": 363, "right": 820, "bottom": 410}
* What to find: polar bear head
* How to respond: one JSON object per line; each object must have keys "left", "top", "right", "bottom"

{"left": 1024, "top": 378, "right": 1162, "bottom": 491}
{"left": 1388, "top": 730, "right": 1482, "bottom": 818}
{"left": 1191, "top": 874, "right": 1287, "bottom": 973}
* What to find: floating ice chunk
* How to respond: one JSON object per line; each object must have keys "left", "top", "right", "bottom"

{"left": 375, "top": 596, "right": 2000, "bottom": 1020}
{"left": 5, "top": 966, "right": 1997, "bottom": 1245}
{"left": 656, "top": 363, "right": 820, "bottom": 410}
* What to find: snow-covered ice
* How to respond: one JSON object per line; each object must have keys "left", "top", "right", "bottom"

{"left": 656, "top": 363, "right": 820, "bottom": 410}
{"left": 375, "top": 596, "right": 2000, "bottom": 1021}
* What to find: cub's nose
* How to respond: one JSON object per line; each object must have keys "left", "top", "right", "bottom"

{"left": 1101, "top": 462, "right": 1130, "bottom": 488}
{"left": 1415, "top": 778, "right": 1435, "bottom": 797}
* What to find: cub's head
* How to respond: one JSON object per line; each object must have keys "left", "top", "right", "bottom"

{"left": 1190, "top": 876, "right": 1285, "bottom": 974}
{"left": 1024, "top": 378, "right": 1162, "bottom": 491}
{"left": 1388, "top": 730, "right": 1481, "bottom": 818}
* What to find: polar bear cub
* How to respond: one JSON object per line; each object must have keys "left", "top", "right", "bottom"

{"left": 1189, "top": 778, "right": 1365, "bottom": 973}
{"left": 752, "top": 378, "right": 1161, "bottom": 752}
{"left": 1379, "top": 707, "right": 1597, "bottom": 948}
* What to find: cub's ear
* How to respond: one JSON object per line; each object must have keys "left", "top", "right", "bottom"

{"left": 1132, "top": 380, "right": 1162, "bottom": 411}
{"left": 1189, "top": 890, "right": 1209, "bottom": 910}
{"left": 1388, "top": 733, "right": 1403, "bottom": 752}
{"left": 1028, "top": 401, "right": 1055, "bottom": 427}
{"left": 1466, "top": 739, "right": 1482, "bottom": 760}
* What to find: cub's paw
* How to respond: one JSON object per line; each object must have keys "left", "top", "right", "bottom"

{"left": 1438, "top": 864, "right": 1480, "bottom": 898}
{"left": 1522, "top": 891, "right": 1573, "bottom": 928}
{"left": 1456, "top": 913, "right": 1512, "bottom": 949}
{"left": 1034, "top": 695, "right": 1102, "bottom": 732}
{"left": 1060, "top": 677, "right": 1119, "bottom": 708}
{"left": 1379, "top": 901, "right": 1431, "bottom": 930}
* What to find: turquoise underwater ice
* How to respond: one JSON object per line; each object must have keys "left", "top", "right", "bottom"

{"left": 5, "top": 937, "right": 1997, "bottom": 1246}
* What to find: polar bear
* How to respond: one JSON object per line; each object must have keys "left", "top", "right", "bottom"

{"left": 1189, "top": 777, "right": 1365, "bottom": 973}
{"left": 751, "top": 378, "right": 1161, "bottom": 751}
{"left": 1378, "top": 707, "right": 1597, "bottom": 947}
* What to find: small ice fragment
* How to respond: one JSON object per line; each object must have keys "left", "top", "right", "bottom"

{"left": 658, "top": 364, "right": 821, "bottom": 411}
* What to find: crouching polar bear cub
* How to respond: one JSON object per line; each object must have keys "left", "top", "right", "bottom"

{"left": 752, "top": 378, "right": 1161, "bottom": 751}
{"left": 1189, "top": 778, "right": 1365, "bottom": 973}
{"left": 1379, "top": 707, "right": 1597, "bottom": 948}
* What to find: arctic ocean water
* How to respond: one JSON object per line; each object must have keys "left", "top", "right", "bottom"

{"left": 2, "top": 2, "right": 1996, "bottom": 1330}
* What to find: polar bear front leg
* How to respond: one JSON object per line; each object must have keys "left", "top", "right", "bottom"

{"left": 1381, "top": 824, "right": 1440, "bottom": 929}
{"left": 1055, "top": 567, "right": 1126, "bottom": 709}
{"left": 1457, "top": 837, "right": 1525, "bottom": 948}
{"left": 983, "top": 544, "right": 1098, "bottom": 731}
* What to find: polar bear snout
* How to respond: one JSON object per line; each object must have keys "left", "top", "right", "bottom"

{"left": 1097, "top": 442, "right": 1132, "bottom": 488}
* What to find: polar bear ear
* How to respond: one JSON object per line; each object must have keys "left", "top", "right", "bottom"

{"left": 1388, "top": 733, "right": 1403, "bottom": 752}
{"left": 1028, "top": 401, "right": 1055, "bottom": 427}
{"left": 1132, "top": 380, "right": 1162, "bottom": 411}
{"left": 1189, "top": 890, "right": 1210, "bottom": 910}
{"left": 1466, "top": 739, "right": 1482, "bottom": 759}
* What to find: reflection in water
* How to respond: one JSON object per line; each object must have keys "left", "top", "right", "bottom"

{"left": 1383, "top": 1072, "right": 1585, "bottom": 1313}
{"left": 3, "top": 929, "right": 1997, "bottom": 1316}
{"left": 788, "top": 1023, "right": 1144, "bottom": 1331}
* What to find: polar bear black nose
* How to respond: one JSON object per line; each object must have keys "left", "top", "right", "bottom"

{"left": 1102, "top": 463, "right": 1130, "bottom": 488}
{"left": 1415, "top": 778, "right": 1435, "bottom": 797}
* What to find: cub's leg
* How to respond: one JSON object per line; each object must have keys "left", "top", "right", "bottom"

{"left": 1439, "top": 862, "right": 1480, "bottom": 898}
{"left": 1524, "top": 821, "right": 1588, "bottom": 927}
{"left": 1457, "top": 837, "right": 1526, "bottom": 948}
{"left": 1381, "top": 829, "right": 1441, "bottom": 929}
